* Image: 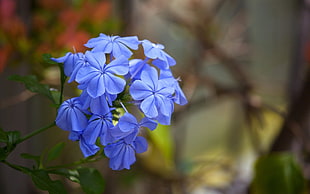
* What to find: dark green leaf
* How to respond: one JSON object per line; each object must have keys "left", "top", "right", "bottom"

{"left": 8, "top": 75, "right": 54, "bottom": 102}
{"left": 50, "top": 168, "right": 80, "bottom": 183}
{"left": 6, "top": 131, "right": 20, "bottom": 151}
{"left": 20, "top": 153, "right": 41, "bottom": 167}
{"left": 6, "top": 131, "right": 20, "bottom": 144}
{"left": 77, "top": 168, "right": 105, "bottom": 194}
{"left": 0, "top": 130, "right": 20, "bottom": 159}
{"left": 0, "top": 128, "right": 8, "bottom": 143}
{"left": 50, "top": 90, "right": 61, "bottom": 107}
{"left": 30, "top": 170, "right": 67, "bottom": 194}
{"left": 251, "top": 153, "right": 305, "bottom": 194}
{"left": 42, "top": 53, "right": 58, "bottom": 65}
{"left": 47, "top": 142, "right": 65, "bottom": 162}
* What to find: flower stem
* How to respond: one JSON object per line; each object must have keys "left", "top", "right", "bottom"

{"left": 18, "top": 122, "right": 56, "bottom": 144}
{"left": 1, "top": 160, "right": 29, "bottom": 174}
{"left": 119, "top": 101, "right": 128, "bottom": 113}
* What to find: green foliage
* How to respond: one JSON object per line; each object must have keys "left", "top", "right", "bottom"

{"left": 29, "top": 170, "right": 67, "bottom": 194}
{"left": 5, "top": 139, "right": 105, "bottom": 194}
{"left": 77, "top": 168, "right": 105, "bottom": 194}
{"left": 20, "top": 153, "right": 41, "bottom": 167}
{"left": 50, "top": 167, "right": 105, "bottom": 194}
{"left": 251, "top": 152, "right": 305, "bottom": 194}
{"left": 47, "top": 142, "right": 65, "bottom": 162}
{"left": 8, "top": 75, "right": 58, "bottom": 103}
{"left": 42, "top": 53, "right": 58, "bottom": 65}
{"left": 0, "top": 128, "right": 21, "bottom": 161}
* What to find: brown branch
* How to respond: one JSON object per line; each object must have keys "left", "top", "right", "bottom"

{"left": 271, "top": 68, "right": 310, "bottom": 151}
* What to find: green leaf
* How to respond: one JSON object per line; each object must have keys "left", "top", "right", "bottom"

{"left": 77, "top": 167, "right": 105, "bottom": 194}
{"left": 6, "top": 131, "right": 20, "bottom": 151}
{"left": 30, "top": 170, "right": 67, "bottom": 194}
{"left": 8, "top": 75, "right": 55, "bottom": 102}
{"left": 0, "top": 130, "right": 20, "bottom": 160}
{"left": 42, "top": 53, "right": 58, "bottom": 65}
{"left": 251, "top": 152, "right": 305, "bottom": 194}
{"left": 6, "top": 131, "right": 20, "bottom": 144}
{"left": 20, "top": 153, "right": 41, "bottom": 167}
{"left": 0, "top": 128, "right": 8, "bottom": 143}
{"left": 49, "top": 168, "right": 80, "bottom": 183}
{"left": 47, "top": 142, "right": 65, "bottom": 162}
{"left": 50, "top": 90, "right": 61, "bottom": 107}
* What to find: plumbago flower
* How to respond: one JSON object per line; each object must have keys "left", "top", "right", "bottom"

{"left": 84, "top": 33, "right": 140, "bottom": 58}
{"left": 52, "top": 33, "right": 187, "bottom": 170}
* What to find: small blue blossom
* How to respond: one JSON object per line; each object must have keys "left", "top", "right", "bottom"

{"left": 55, "top": 97, "right": 88, "bottom": 132}
{"left": 76, "top": 53, "right": 129, "bottom": 98}
{"left": 129, "top": 66, "right": 175, "bottom": 122}
{"left": 79, "top": 136, "right": 100, "bottom": 157}
{"left": 128, "top": 58, "right": 151, "bottom": 80}
{"left": 104, "top": 136, "right": 148, "bottom": 170}
{"left": 141, "top": 39, "right": 176, "bottom": 69}
{"left": 83, "top": 111, "right": 114, "bottom": 146}
{"left": 111, "top": 113, "right": 157, "bottom": 143}
{"left": 160, "top": 69, "right": 188, "bottom": 106}
{"left": 85, "top": 33, "right": 140, "bottom": 58}
{"left": 79, "top": 90, "right": 116, "bottom": 115}
{"left": 69, "top": 131, "right": 100, "bottom": 157}
{"left": 51, "top": 52, "right": 84, "bottom": 78}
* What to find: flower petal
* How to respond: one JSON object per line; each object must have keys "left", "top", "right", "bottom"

{"left": 140, "top": 66, "right": 158, "bottom": 90}
{"left": 140, "top": 117, "right": 157, "bottom": 131}
{"left": 118, "top": 113, "right": 138, "bottom": 132}
{"left": 104, "top": 141, "right": 123, "bottom": 158}
{"left": 83, "top": 118, "right": 103, "bottom": 144}
{"left": 129, "top": 80, "right": 152, "bottom": 100}
{"left": 140, "top": 96, "right": 158, "bottom": 118}
{"left": 104, "top": 73, "right": 126, "bottom": 95}
{"left": 134, "top": 136, "right": 148, "bottom": 153}
{"left": 87, "top": 75, "right": 105, "bottom": 98}
{"left": 106, "top": 56, "right": 129, "bottom": 75}
{"left": 79, "top": 138, "right": 100, "bottom": 157}
{"left": 118, "top": 36, "right": 140, "bottom": 50}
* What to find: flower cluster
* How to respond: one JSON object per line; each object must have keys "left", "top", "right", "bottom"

{"left": 52, "top": 33, "right": 187, "bottom": 170}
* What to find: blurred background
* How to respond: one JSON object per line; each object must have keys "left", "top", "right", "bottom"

{"left": 0, "top": 0, "right": 309, "bottom": 193}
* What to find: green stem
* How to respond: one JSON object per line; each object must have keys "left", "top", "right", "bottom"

{"left": 18, "top": 122, "right": 56, "bottom": 144}
{"left": 1, "top": 160, "right": 29, "bottom": 174}
{"left": 58, "top": 64, "right": 67, "bottom": 105}
{"left": 46, "top": 155, "right": 104, "bottom": 170}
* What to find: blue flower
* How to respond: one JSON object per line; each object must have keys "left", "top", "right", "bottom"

{"left": 69, "top": 131, "right": 100, "bottom": 157}
{"left": 53, "top": 34, "right": 188, "bottom": 170}
{"left": 79, "top": 90, "right": 116, "bottom": 115}
{"left": 85, "top": 33, "right": 140, "bottom": 58}
{"left": 111, "top": 113, "right": 157, "bottom": 143}
{"left": 129, "top": 66, "right": 174, "bottom": 122}
{"left": 51, "top": 52, "right": 84, "bottom": 78}
{"left": 104, "top": 136, "right": 148, "bottom": 170}
{"left": 83, "top": 111, "right": 114, "bottom": 146}
{"left": 75, "top": 52, "right": 129, "bottom": 98}
{"left": 79, "top": 137, "right": 100, "bottom": 157}
{"left": 55, "top": 97, "right": 88, "bottom": 132}
{"left": 141, "top": 39, "right": 176, "bottom": 69}
{"left": 160, "top": 69, "right": 188, "bottom": 106}
{"left": 128, "top": 58, "right": 151, "bottom": 80}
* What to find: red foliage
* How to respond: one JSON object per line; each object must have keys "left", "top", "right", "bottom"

{"left": 0, "top": 0, "right": 113, "bottom": 73}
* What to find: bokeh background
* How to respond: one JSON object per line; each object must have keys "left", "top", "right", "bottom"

{"left": 0, "top": 0, "right": 309, "bottom": 193}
